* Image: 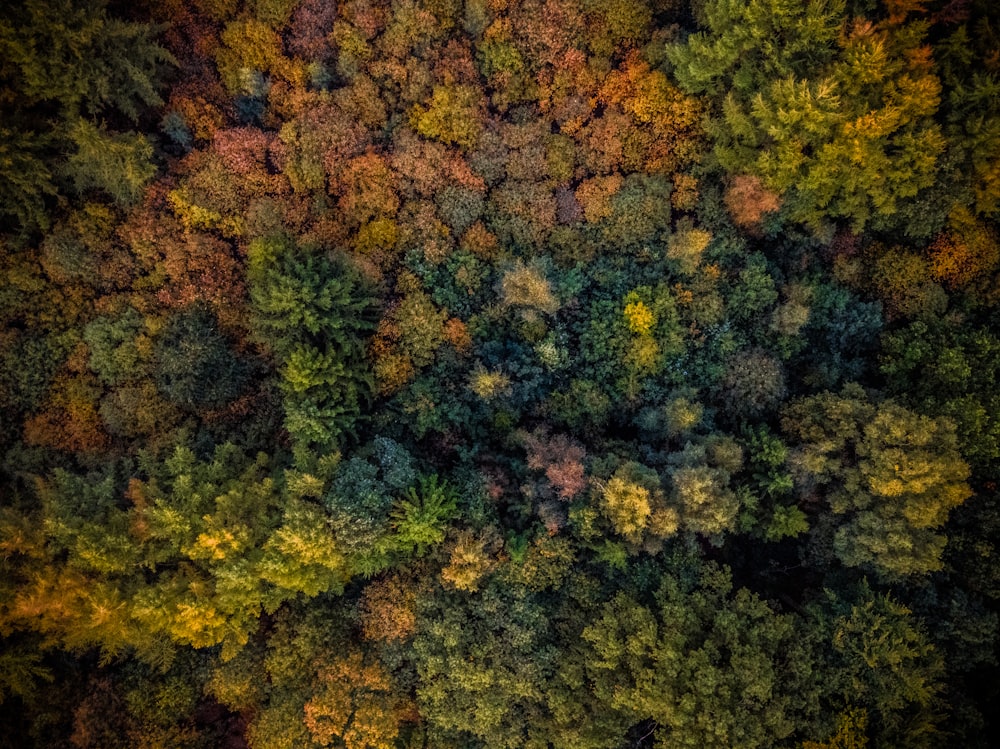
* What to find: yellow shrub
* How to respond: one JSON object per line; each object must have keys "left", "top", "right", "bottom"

{"left": 623, "top": 299, "right": 655, "bottom": 335}
{"left": 470, "top": 368, "right": 511, "bottom": 400}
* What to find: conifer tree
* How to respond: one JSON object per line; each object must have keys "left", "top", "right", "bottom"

{"left": 667, "top": 0, "right": 945, "bottom": 231}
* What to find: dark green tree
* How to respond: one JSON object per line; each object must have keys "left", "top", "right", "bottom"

{"left": 810, "top": 582, "right": 945, "bottom": 748}
{"left": 0, "top": 0, "right": 172, "bottom": 231}
{"left": 881, "top": 318, "right": 1000, "bottom": 472}
{"left": 249, "top": 235, "right": 377, "bottom": 454}
{"left": 0, "top": 0, "right": 173, "bottom": 121}
{"left": 154, "top": 305, "right": 251, "bottom": 411}
{"left": 581, "top": 560, "right": 819, "bottom": 748}
{"left": 62, "top": 120, "right": 156, "bottom": 206}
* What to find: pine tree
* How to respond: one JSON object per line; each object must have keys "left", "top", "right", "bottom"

{"left": 249, "top": 236, "right": 377, "bottom": 453}
{"left": 62, "top": 119, "right": 156, "bottom": 206}
{"left": 666, "top": 0, "right": 946, "bottom": 231}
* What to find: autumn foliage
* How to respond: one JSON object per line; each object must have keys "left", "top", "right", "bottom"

{"left": 1, "top": 0, "right": 999, "bottom": 747}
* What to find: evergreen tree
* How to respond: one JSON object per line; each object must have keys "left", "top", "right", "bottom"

{"left": 249, "top": 236, "right": 378, "bottom": 454}
{"left": 667, "top": 0, "right": 946, "bottom": 232}
{"left": 0, "top": 0, "right": 172, "bottom": 231}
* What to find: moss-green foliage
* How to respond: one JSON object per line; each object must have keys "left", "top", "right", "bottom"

{"left": 413, "top": 581, "right": 559, "bottom": 747}
{"left": 249, "top": 235, "right": 377, "bottom": 454}
{"left": 811, "top": 582, "right": 946, "bottom": 748}
{"left": 63, "top": 119, "right": 156, "bottom": 207}
{"left": 667, "top": 0, "right": 949, "bottom": 233}
{"left": 581, "top": 560, "right": 818, "bottom": 748}
{"left": 881, "top": 319, "right": 1000, "bottom": 472}
{"left": 410, "top": 84, "right": 483, "bottom": 150}
{"left": 390, "top": 474, "right": 458, "bottom": 556}
{"left": 0, "top": 0, "right": 172, "bottom": 233}
{"left": 84, "top": 308, "right": 145, "bottom": 387}
{"left": 0, "top": 127, "right": 56, "bottom": 233}
{"left": 782, "top": 385, "right": 972, "bottom": 580}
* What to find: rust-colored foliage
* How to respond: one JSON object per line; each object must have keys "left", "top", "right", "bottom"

{"left": 443, "top": 317, "right": 473, "bottom": 353}
{"left": 542, "top": 48, "right": 601, "bottom": 131}
{"left": 884, "top": 0, "right": 930, "bottom": 27}
{"left": 24, "top": 366, "right": 111, "bottom": 454}
{"left": 514, "top": 0, "right": 588, "bottom": 69}
{"left": 432, "top": 38, "right": 479, "bottom": 86}
{"left": 304, "top": 649, "right": 401, "bottom": 749}
{"left": 70, "top": 677, "right": 127, "bottom": 749}
{"left": 121, "top": 197, "right": 246, "bottom": 323}
{"left": 155, "top": 0, "right": 227, "bottom": 66}
{"left": 928, "top": 215, "right": 1000, "bottom": 289}
{"left": 724, "top": 174, "right": 782, "bottom": 229}
{"left": 157, "top": 231, "right": 245, "bottom": 313}
{"left": 577, "top": 112, "right": 627, "bottom": 176}
{"left": 395, "top": 199, "right": 453, "bottom": 264}
{"left": 524, "top": 430, "right": 588, "bottom": 501}
{"left": 576, "top": 174, "right": 623, "bottom": 223}
{"left": 334, "top": 150, "right": 400, "bottom": 226}
{"left": 370, "top": 316, "right": 414, "bottom": 395}
{"left": 333, "top": 74, "right": 390, "bottom": 130}
{"left": 492, "top": 179, "right": 557, "bottom": 245}
{"left": 360, "top": 573, "right": 418, "bottom": 641}
{"left": 339, "top": 0, "right": 390, "bottom": 40}
{"left": 287, "top": 0, "right": 340, "bottom": 60}
{"left": 168, "top": 86, "right": 228, "bottom": 144}
{"left": 211, "top": 127, "right": 274, "bottom": 176}
{"left": 460, "top": 221, "right": 500, "bottom": 260}
{"left": 392, "top": 130, "right": 453, "bottom": 198}
{"left": 597, "top": 51, "right": 704, "bottom": 173}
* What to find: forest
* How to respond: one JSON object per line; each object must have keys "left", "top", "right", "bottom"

{"left": 0, "top": 0, "right": 998, "bottom": 746}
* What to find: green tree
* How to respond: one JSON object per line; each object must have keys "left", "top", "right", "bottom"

{"left": 0, "top": 646, "right": 51, "bottom": 705}
{"left": 389, "top": 475, "right": 458, "bottom": 556}
{"left": 810, "top": 582, "right": 945, "bottom": 748}
{"left": 0, "top": 0, "right": 173, "bottom": 121}
{"left": 410, "top": 84, "right": 483, "bottom": 150}
{"left": 782, "top": 385, "right": 972, "bottom": 579}
{"left": 581, "top": 560, "right": 819, "bottom": 748}
{"left": 323, "top": 455, "right": 394, "bottom": 560}
{"left": 249, "top": 236, "right": 377, "bottom": 453}
{"left": 667, "top": 0, "right": 945, "bottom": 231}
{"left": 0, "top": 127, "right": 55, "bottom": 232}
{"left": 881, "top": 319, "right": 1000, "bottom": 472}
{"left": 84, "top": 308, "right": 146, "bottom": 387}
{"left": 153, "top": 305, "right": 251, "bottom": 411}
{"left": 934, "top": 6, "right": 1000, "bottom": 217}
{"left": 0, "top": 0, "right": 172, "bottom": 231}
{"left": 668, "top": 436, "right": 743, "bottom": 539}
{"left": 600, "top": 462, "right": 655, "bottom": 544}
{"left": 716, "top": 348, "right": 787, "bottom": 421}
{"left": 2, "top": 442, "right": 357, "bottom": 661}
{"left": 62, "top": 120, "right": 156, "bottom": 206}
{"left": 413, "top": 581, "right": 558, "bottom": 748}
{"left": 394, "top": 289, "right": 448, "bottom": 368}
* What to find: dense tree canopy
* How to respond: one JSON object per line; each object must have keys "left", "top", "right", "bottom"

{"left": 1, "top": 0, "right": 998, "bottom": 747}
